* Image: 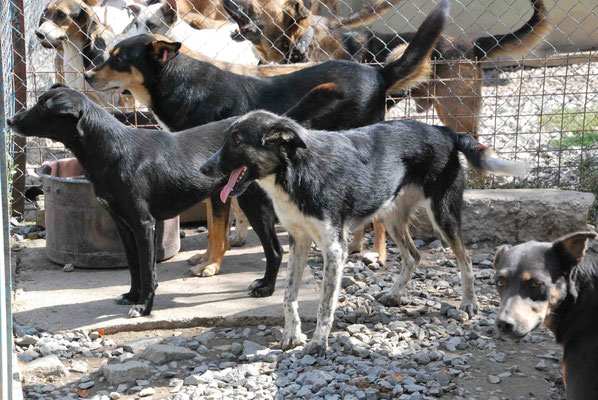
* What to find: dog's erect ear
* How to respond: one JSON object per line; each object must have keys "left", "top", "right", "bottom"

{"left": 149, "top": 39, "right": 181, "bottom": 63}
{"left": 126, "top": 2, "right": 143, "bottom": 17}
{"left": 262, "top": 120, "right": 307, "bottom": 149}
{"left": 493, "top": 244, "right": 511, "bottom": 269}
{"left": 552, "top": 231, "right": 597, "bottom": 270}
{"left": 161, "top": 0, "right": 178, "bottom": 24}
{"left": 285, "top": 0, "right": 310, "bottom": 22}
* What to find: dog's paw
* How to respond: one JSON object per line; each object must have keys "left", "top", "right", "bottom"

{"left": 187, "top": 252, "right": 208, "bottom": 266}
{"left": 127, "top": 304, "right": 149, "bottom": 318}
{"left": 190, "top": 261, "right": 221, "bottom": 277}
{"left": 281, "top": 332, "right": 307, "bottom": 351}
{"left": 115, "top": 291, "right": 140, "bottom": 305}
{"left": 229, "top": 234, "right": 247, "bottom": 248}
{"left": 459, "top": 298, "right": 480, "bottom": 318}
{"left": 248, "top": 278, "right": 275, "bottom": 297}
{"left": 303, "top": 340, "right": 327, "bottom": 357}
{"left": 376, "top": 291, "right": 402, "bottom": 307}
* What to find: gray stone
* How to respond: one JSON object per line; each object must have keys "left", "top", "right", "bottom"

{"left": 487, "top": 375, "right": 501, "bottom": 384}
{"left": 242, "top": 341, "right": 271, "bottom": 361}
{"left": 16, "top": 335, "right": 39, "bottom": 346}
{"left": 140, "top": 344, "right": 197, "bottom": 364}
{"left": 139, "top": 387, "right": 155, "bottom": 397}
{"left": 78, "top": 380, "right": 95, "bottom": 390}
{"left": 70, "top": 360, "right": 88, "bottom": 373}
{"left": 412, "top": 189, "right": 596, "bottom": 244}
{"left": 123, "top": 337, "right": 163, "bottom": 354}
{"left": 109, "top": 393, "right": 121, "bottom": 400}
{"left": 297, "top": 370, "right": 334, "bottom": 388}
{"left": 23, "top": 355, "right": 67, "bottom": 377}
{"left": 197, "top": 331, "right": 216, "bottom": 346}
{"left": 18, "top": 349, "right": 40, "bottom": 362}
{"left": 300, "top": 354, "right": 317, "bottom": 366}
{"left": 37, "top": 339, "right": 68, "bottom": 356}
{"left": 231, "top": 342, "right": 243, "bottom": 355}
{"left": 102, "top": 361, "right": 151, "bottom": 385}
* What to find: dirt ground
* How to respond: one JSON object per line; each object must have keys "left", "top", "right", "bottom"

{"left": 13, "top": 226, "right": 567, "bottom": 400}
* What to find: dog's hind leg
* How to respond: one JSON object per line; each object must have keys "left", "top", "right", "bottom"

{"left": 229, "top": 198, "right": 249, "bottom": 247}
{"left": 373, "top": 218, "right": 387, "bottom": 265}
{"left": 281, "top": 231, "right": 310, "bottom": 350}
{"left": 237, "top": 184, "right": 283, "bottom": 297}
{"left": 348, "top": 226, "right": 364, "bottom": 254}
{"left": 426, "top": 189, "right": 479, "bottom": 317}
{"left": 189, "top": 196, "right": 231, "bottom": 277}
{"left": 377, "top": 188, "right": 423, "bottom": 307}
{"left": 305, "top": 226, "right": 347, "bottom": 355}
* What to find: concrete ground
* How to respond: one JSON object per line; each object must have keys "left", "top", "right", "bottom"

{"left": 12, "top": 227, "right": 319, "bottom": 333}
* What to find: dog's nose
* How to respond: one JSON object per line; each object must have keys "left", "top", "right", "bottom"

{"left": 35, "top": 30, "right": 45, "bottom": 40}
{"left": 83, "top": 71, "right": 92, "bottom": 81}
{"left": 497, "top": 319, "right": 514, "bottom": 334}
{"left": 200, "top": 163, "right": 214, "bottom": 176}
{"left": 6, "top": 117, "right": 14, "bottom": 127}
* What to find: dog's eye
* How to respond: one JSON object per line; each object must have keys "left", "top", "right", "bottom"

{"left": 55, "top": 10, "right": 67, "bottom": 21}
{"left": 146, "top": 21, "right": 157, "bottom": 31}
{"left": 231, "top": 133, "right": 241, "bottom": 145}
{"left": 496, "top": 276, "right": 507, "bottom": 289}
{"left": 527, "top": 280, "right": 547, "bottom": 301}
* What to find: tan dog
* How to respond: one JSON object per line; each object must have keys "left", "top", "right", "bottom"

{"left": 225, "top": 0, "right": 551, "bottom": 139}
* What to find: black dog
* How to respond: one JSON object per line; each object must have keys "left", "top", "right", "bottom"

{"left": 494, "top": 231, "right": 598, "bottom": 399}
{"left": 82, "top": 0, "right": 448, "bottom": 298}
{"left": 8, "top": 86, "right": 250, "bottom": 317}
{"left": 200, "top": 110, "right": 528, "bottom": 354}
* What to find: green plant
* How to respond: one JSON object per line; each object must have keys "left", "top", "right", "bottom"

{"left": 540, "top": 108, "right": 598, "bottom": 150}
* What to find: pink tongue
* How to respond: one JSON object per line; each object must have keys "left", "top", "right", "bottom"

{"left": 220, "top": 166, "right": 246, "bottom": 203}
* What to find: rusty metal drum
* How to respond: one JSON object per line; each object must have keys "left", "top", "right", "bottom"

{"left": 41, "top": 158, "right": 180, "bottom": 268}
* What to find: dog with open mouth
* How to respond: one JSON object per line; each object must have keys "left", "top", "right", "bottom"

{"left": 83, "top": 0, "right": 449, "bottom": 298}
{"left": 493, "top": 231, "right": 598, "bottom": 399}
{"left": 200, "top": 110, "right": 529, "bottom": 354}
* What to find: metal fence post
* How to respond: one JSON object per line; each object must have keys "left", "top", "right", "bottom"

{"left": 0, "top": 27, "right": 15, "bottom": 399}
{"left": 9, "top": 0, "right": 27, "bottom": 219}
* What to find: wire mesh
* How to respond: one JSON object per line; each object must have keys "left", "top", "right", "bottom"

{"left": 1, "top": 0, "right": 597, "bottom": 220}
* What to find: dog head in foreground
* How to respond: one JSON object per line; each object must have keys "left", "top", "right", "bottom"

{"left": 494, "top": 231, "right": 598, "bottom": 338}
{"left": 7, "top": 84, "right": 89, "bottom": 144}
{"left": 200, "top": 110, "right": 305, "bottom": 202}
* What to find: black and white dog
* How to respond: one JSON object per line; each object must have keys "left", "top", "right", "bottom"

{"left": 201, "top": 110, "right": 529, "bottom": 354}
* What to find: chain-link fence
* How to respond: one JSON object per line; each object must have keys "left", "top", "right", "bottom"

{"left": 1, "top": 0, "right": 597, "bottom": 220}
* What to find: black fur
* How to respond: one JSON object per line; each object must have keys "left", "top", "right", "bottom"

{"left": 83, "top": 3, "right": 445, "bottom": 297}
{"left": 494, "top": 232, "right": 598, "bottom": 400}
{"left": 7, "top": 87, "right": 242, "bottom": 317}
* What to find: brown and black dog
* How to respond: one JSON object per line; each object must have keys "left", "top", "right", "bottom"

{"left": 225, "top": 0, "right": 404, "bottom": 63}
{"left": 83, "top": 0, "right": 447, "bottom": 297}
{"left": 494, "top": 231, "right": 598, "bottom": 400}
{"left": 225, "top": 0, "right": 551, "bottom": 138}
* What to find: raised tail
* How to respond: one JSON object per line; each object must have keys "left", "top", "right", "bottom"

{"left": 452, "top": 131, "right": 530, "bottom": 177}
{"left": 329, "top": 0, "right": 404, "bottom": 29}
{"left": 381, "top": 0, "right": 448, "bottom": 93}
{"left": 471, "top": 0, "right": 551, "bottom": 60}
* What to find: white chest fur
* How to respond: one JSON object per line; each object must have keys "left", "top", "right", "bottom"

{"left": 257, "top": 175, "right": 326, "bottom": 244}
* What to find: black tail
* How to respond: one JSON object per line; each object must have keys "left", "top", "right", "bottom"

{"left": 381, "top": 0, "right": 448, "bottom": 92}
{"left": 472, "top": 0, "right": 551, "bottom": 60}
{"left": 451, "top": 129, "right": 530, "bottom": 177}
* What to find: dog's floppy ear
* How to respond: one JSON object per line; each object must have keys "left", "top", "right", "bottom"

{"left": 44, "top": 91, "right": 82, "bottom": 119}
{"left": 493, "top": 244, "right": 511, "bottom": 269}
{"left": 262, "top": 119, "right": 307, "bottom": 149}
{"left": 149, "top": 39, "right": 181, "bottom": 63}
{"left": 552, "top": 231, "right": 597, "bottom": 270}
{"left": 50, "top": 83, "right": 68, "bottom": 90}
{"left": 126, "top": 2, "right": 143, "bottom": 17}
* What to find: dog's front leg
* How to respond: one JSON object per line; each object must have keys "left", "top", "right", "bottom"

{"left": 128, "top": 216, "right": 157, "bottom": 318}
{"left": 281, "top": 232, "right": 310, "bottom": 350}
{"left": 229, "top": 198, "right": 249, "bottom": 247}
{"left": 305, "top": 232, "right": 346, "bottom": 356}
{"left": 107, "top": 209, "right": 142, "bottom": 305}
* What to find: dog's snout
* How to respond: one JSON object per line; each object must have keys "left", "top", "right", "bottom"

{"left": 497, "top": 319, "right": 514, "bottom": 334}
{"left": 83, "top": 71, "right": 93, "bottom": 81}
{"left": 35, "top": 30, "right": 45, "bottom": 40}
{"left": 6, "top": 117, "right": 14, "bottom": 127}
